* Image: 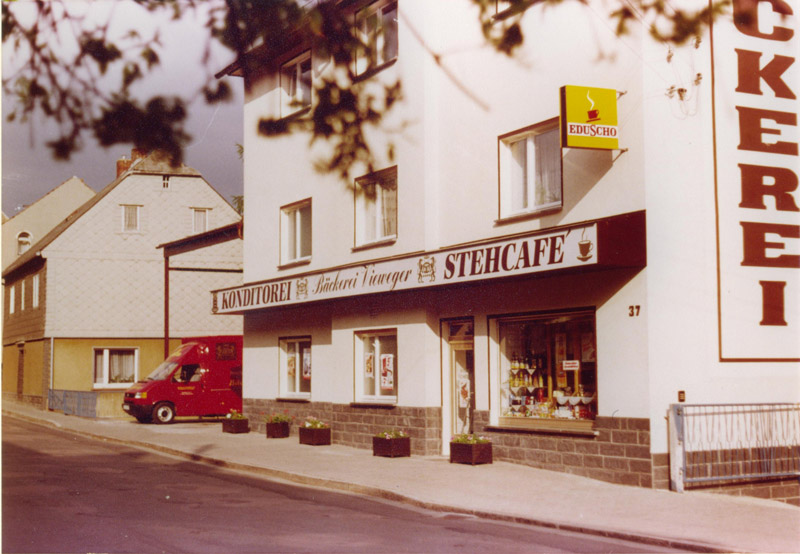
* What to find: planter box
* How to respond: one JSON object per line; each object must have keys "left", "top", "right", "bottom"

{"left": 266, "top": 421, "right": 291, "bottom": 438}
{"left": 449, "top": 442, "right": 492, "bottom": 465}
{"left": 299, "top": 426, "right": 331, "bottom": 446}
{"left": 373, "top": 436, "right": 411, "bottom": 458}
{"left": 222, "top": 419, "right": 250, "bottom": 434}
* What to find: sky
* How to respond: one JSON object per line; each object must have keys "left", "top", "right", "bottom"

{"left": 1, "top": 0, "right": 244, "bottom": 217}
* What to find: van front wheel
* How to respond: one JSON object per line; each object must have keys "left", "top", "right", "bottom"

{"left": 153, "top": 403, "right": 175, "bottom": 424}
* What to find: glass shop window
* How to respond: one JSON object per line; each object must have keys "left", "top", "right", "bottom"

{"left": 495, "top": 310, "right": 597, "bottom": 427}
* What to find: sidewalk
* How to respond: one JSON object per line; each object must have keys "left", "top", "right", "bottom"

{"left": 3, "top": 401, "right": 799, "bottom": 553}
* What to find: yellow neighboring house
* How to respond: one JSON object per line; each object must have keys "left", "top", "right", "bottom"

{"left": 2, "top": 176, "right": 96, "bottom": 271}
{"left": 2, "top": 149, "right": 243, "bottom": 417}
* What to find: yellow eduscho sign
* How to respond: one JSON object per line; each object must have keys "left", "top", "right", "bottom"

{"left": 560, "top": 86, "right": 619, "bottom": 150}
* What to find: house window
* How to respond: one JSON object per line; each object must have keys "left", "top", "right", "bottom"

{"left": 16, "top": 232, "right": 31, "bottom": 255}
{"left": 93, "top": 348, "right": 138, "bottom": 386}
{"left": 492, "top": 310, "right": 596, "bottom": 428}
{"left": 8, "top": 285, "right": 15, "bottom": 315}
{"left": 499, "top": 122, "right": 562, "bottom": 218}
{"left": 32, "top": 274, "right": 39, "bottom": 309}
{"left": 281, "top": 200, "right": 312, "bottom": 265}
{"left": 355, "top": 167, "right": 397, "bottom": 247}
{"left": 162, "top": 176, "right": 170, "bottom": 189}
{"left": 20, "top": 280, "right": 25, "bottom": 311}
{"left": 280, "top": 50, "right": 312, "bottom": 117}
{"left": 355, "top": 330, "right": 397, "bottom": 402}
{"left": 122, "top": 205, "right": 140, "bottom": 231}
{"left": 193, "top": 208, "right": 209, "bottom": 233}
{"left": 355, "top": 1, "right": 398, "bottom": 76}
{"left": 280, "top": 337, "right": 311, "bottom": 398}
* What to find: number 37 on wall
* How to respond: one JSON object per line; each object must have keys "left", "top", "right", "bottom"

{"left": 628, "top": 305, "right": 641, "bottom": 317}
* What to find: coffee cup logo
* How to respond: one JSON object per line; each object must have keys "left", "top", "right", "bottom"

{"left": 586, "top": 91, "right": 600, "bottom": 122}
{"left": 578, "top": 239, "right": 593, "bottom": 261}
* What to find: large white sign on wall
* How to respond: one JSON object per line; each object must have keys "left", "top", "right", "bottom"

{"left": 712, "top": 0, "right": 799, "bottom": 360}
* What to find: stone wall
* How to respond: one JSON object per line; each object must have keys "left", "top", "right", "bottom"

{"left": 474, "top": 411, "right": 654, "bottom": 487}
{"left": 243, "top": 399, "right": 442, "bottom": 456}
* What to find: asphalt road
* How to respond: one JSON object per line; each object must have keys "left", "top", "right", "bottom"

{"left": 2, "top": 417, "right": 677, "bottom": 553}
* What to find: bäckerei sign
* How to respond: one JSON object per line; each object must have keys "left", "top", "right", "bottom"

{"left": 212, "top": 224, "right": 598, "bottom": 314}
{"left": 712, "top": 0, "right": 799, "bottom": 360}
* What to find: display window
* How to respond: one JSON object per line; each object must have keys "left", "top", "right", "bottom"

{"left": 280, "top": 337, "right": 311, "bottom": 398}
{"left": 355, "top": 330, "right": 397, "bottom": 403}
{"left": 493, "top": 310, "right": 597, "bottom": 428}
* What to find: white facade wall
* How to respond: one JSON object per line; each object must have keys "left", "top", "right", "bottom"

{"left": 238, "top": 0, "right": 798, "bottom": 462}
{"left": 44, "top": 172, "right": 242, "bottom": 338}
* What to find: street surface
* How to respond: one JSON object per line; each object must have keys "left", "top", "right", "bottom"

{"left": 3, "top": 417, "right": 677, "bottom": 553}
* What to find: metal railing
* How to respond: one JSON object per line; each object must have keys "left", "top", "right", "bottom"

{"left": 669, "top": 403, "right": 800, "bottom": 492}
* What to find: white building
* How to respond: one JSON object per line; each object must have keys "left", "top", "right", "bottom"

{"left": 215, "top": 0, "right": 799, "bottom": 500}
{"left": 3, "top": 149, "right": 243, "bottom": 416}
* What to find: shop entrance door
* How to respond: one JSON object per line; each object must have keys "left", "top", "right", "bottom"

{"left": 447, "top": 320, "right": 474, "bottom": 435}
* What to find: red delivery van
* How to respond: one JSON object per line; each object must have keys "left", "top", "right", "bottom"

{"left": 122, "top": 336, "right": 243, "bottom": 424}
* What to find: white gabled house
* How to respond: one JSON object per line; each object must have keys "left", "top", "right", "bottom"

{"left": 2, "top": 149, "right": 243, "bottom": 417}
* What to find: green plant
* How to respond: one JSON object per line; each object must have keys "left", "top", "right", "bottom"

{"left": 263, "top": 412, "right": 294, "bottom": 424}
{"left": 227, "top": 409, "right": 246, "bottom": 420}
{"left": 375, "top": 429, "right": 407, "bottom": 439}
{"left": 451, "top": 433, "right": 491, "bottom": 444}
{"left": 302, "top": 417, "right": 329, "bottom": 429}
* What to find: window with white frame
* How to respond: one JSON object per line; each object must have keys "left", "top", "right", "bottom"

{"left": 162, "top": 176, "right": 170, "bottom": 189}
{"left": 94, "top": 348, "right": 138, "bottom": 386}
{"left": 17, "top": 231, "right": 31, "bottom": 255}
{"left": 32, "top": 274, "right": 39, "bottom": 309}
{"left": 355, "top": 167, "right": 397, "bottom": 247}
{"left": 280, "top": 50, "right": 312, "bottom": 117}
{"left": 193, "top": 208, "right": 209, "bottom": 233}
{"left": 355, "top": 1, "right": 398, "bottom": 76}
{"left": 280, "top": 337, "right": 311, "bottom": 398}
{"left": 8, "top": 285, "right": 15, "bottom": 315}
{"left": 20, "top": 279, "right": 25, "bottom": 311}
{"left": 499, "top": 122, "right": 562, "bottom": 218}
{"left": 122, "top": 204, "right": 141, "bottom": 231}
{"left": 355, "top": 330, "right": 397, "bottom": 402}
{"left": 281, "top": 200, "right": 312, "bottom": 264}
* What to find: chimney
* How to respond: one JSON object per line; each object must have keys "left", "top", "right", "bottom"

{"left": 116, "top": 156, "right": 132, "bottom": 177}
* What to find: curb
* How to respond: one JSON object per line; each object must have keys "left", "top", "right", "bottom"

{"left": 3, "top": 410, "right": 730, "bottom": 553}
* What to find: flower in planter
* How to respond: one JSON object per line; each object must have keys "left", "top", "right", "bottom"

{"left": 303, "top": 417, "right": 329, "bottom": 429}
{"left": 262, "top": 412, "right": 294, "bottom": 424}
{"left": 375, "top": 429, "right": 407, "bottom": 439}
{"left": 227, "top": 409, "right": 246, "bottom": 420}
{"left": 450, "top": 433, "right": 490, "bottom": 444}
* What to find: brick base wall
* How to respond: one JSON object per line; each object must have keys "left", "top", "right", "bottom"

{"left": 474, "top": 411, "right": 653, "bottom": 488}
{"left": 243, "top": 399, "right": 442, "bottom": 456}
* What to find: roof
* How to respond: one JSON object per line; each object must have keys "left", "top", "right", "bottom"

{"left": 157, "top": 221, "right": 243, "bottom": 258}
{"left": 2, "top": 151, "right": 203, "bottom": 278}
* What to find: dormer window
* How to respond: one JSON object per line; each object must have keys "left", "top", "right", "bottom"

{"left": 17, "top": 231, "right": 31, "bottom": 255}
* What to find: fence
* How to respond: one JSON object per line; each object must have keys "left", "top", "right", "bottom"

{"left": 669, "top": 403, "right": 800, "bottom": 492}
{"left": 48, "top": 390, "right": 97, "bottom": 418}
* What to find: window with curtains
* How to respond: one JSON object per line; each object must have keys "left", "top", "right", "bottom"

{"left": 281, "top": 50, "right": 312, "bottom": 117}
{"left": 355, "top": 330, "right": 398, "bottom": 403}
{"left": 122, "top": 204, "right": 141, "bottom": 231}
{"left": 355, "top": 1, "right": 398, "bottom": 77}
{"left": 355, "top": 166, "right": 397, "bottom": 247}
{"left": 94, "top": 348, "right": 138, "bottom": 386}
{"left": 280, "top": 337, "right": 311, "bottom": 399}
{"left": 280, "top": 199, "right": 312, "bottom": 265}
{"left": 498, "top": 120, "right": 562, "bottom": 219}
{"left": 193, "top": 208, "right": 209, "bottom": 233}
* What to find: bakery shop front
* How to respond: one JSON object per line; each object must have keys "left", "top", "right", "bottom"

{"left": 214, "top": 210, "right": 649, "bottom": 484}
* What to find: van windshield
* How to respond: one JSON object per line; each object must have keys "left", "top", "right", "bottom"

{"left": 145, "top": 344, "right": 195, "bottom": 381}
{"left": 146, "top": 360, "right": 179, "bottom": 381}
